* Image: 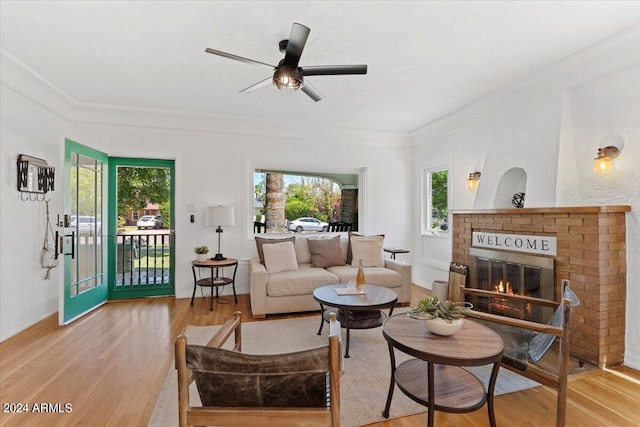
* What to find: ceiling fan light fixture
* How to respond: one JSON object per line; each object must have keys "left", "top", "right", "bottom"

{"left": 273, "top": 66, "right": 303, "bottom": 91}
{"left": 205, "top": 23, "right": 367, "bottom": 101}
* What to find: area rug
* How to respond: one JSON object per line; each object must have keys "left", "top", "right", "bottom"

{"left": 149, "top": 313, "right": 540, "bottom": 427}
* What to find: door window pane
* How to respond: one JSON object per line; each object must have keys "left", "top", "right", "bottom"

{"left": 71, "top": 154, "right": 104, "bottom": 296}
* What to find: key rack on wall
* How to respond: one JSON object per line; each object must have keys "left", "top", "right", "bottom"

{"left": 17, "top": 154, "right": 55, "bottom": 201}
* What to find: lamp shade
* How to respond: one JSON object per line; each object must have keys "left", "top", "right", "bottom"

{"left": 206, "top": 206, "right": 235, "bottom": 227}
{"left": 593, "top": 156, "right": 614, "bottom": 174}
{"left": 592, "top": 145, "right": 620, "bottom": 174}
{"left": 466, "top": 176, "right": 478, "bottom": 191}
{"left": 465, "top": 172, "right": 481, "bottom": 191}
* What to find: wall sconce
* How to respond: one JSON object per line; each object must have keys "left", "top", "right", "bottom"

{"left": 593, "top": 146, "right": 620, "bottom": 174}
{"left": 466, "top": 172, "right": 481, "bottom": 191}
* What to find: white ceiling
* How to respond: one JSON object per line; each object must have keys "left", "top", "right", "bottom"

{"left": 2, "top": 1, "right": 640, "bottom": 133}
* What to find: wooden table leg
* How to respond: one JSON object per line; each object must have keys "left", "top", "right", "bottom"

{"left": 343, "top": 309, "right": 351, "bottom": 358}
{"left": 190, "top": 266, "right": 197, "bottom": 305}
{"left": 317, "top": 304, "right": 325, "bottom": 335}
{"left": 427, "top": 361, "right": 435, "bottom": 427}
{"left": 487, "top": 361, "right": 500, "bottom": 427}
{"left": 382, "top": 341, "right": 397, "bottom": 418}
{"left": 209, "top": 267, "right": 216, "bottom": 311}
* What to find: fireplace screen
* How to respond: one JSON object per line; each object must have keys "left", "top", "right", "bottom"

{"left": 468, "top": 248, "right": 554, "bottom": 323}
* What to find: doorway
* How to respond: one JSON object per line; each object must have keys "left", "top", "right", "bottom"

{"left": 108, "top": 158, "right": 175, "bottom": 299}
{"left": 62, "top": 142, "right": 175, "bottom": 323}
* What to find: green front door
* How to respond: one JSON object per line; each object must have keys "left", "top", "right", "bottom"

{"left": 62, "top": 140, "right": 108, "bottom": 323}
{"left": 107, "top": 158, "right": 175, "bottom": 299}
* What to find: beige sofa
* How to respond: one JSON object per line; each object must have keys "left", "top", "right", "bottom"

{"left": 249, "top": 234, "right": 411, "bottom": 318}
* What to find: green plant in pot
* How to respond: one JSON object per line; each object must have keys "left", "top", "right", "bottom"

{"left": 194, "top": 245, "right": 209, "bottom": 261}
{"left": 408, "top": 296, "right": 472, "bottom": 336}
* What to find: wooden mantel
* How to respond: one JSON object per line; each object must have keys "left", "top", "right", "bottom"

{"left": 451, "top": 205, "right": 631, "bottom": 215}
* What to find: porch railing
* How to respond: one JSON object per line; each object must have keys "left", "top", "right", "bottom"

{"left": 115, "top": 233, "right": 171, "bottom": 287}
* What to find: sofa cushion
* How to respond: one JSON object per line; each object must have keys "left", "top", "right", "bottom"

{"left": 262, "top": 242, "right": 298, "bottom": 274}
{"left": 347, "top": 232, "right": 384, "bottom": 264}
{"left": 350, "top": 235, "right": 384, "bottom": 267}
{"left": 325, "top": 265, "right": 401, "bottom": 289}
{"left": 266, "top": 264, "right": 340, "bottom": 297}
{"left": 294, "top": 237, "right": 312, "bottom": 264}
{"left": 255, "top": 236, "right": 295, "bottom": 264}
{"left": 306, "top": 235, "right": 346, "bottom": 268}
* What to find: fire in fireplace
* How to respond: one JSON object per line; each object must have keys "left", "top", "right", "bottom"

{"left": 468, "top": 248, "right": 554, "bottom": 323}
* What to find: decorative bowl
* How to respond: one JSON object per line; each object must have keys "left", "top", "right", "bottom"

{"left": 422, "top": 317, "right": 463, "bottom": 336}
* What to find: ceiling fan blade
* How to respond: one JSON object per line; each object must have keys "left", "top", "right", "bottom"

{"left": 205, "top": 48, "right": 275, "bottom": 70}
{"left": 301, "top": 81, "right": 324, "bottom": 102}
{"left": 239, "top": 77, "right": 273, "bottom": 94}
{"left": 283, "top": 23, "right": 310, "bottom": 67}
{"left": 301, "top": 65, "right": 368, "bottom": 76}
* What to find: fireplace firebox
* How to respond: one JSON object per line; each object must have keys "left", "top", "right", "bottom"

{"left": 468, "top": 248, "right": 554, "bottom": 323}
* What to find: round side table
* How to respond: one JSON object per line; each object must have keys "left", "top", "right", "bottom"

{"left": 191, "top": 258, "right": 238, "bottom": 311}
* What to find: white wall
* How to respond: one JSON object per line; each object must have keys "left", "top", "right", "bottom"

{"left": 0, "top": 54, "right": 72, "bottom": 340}
{"left": 409, "top": 26, "right": 640, "bottom": 368}
{"left": 66, "top": 119, "right": 412, "bottom": 301}
{"left": 0, "top": 50, "right": 412, "bottom": 341}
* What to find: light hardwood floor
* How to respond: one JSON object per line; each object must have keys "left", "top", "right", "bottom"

{"left": 0, "top": 287, "right": 638, "bottom": 427}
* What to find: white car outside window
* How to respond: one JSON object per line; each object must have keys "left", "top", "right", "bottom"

{"left": 70, "top": 215, "right": 101, "bottom": 234}
{"left": 287, "top": 217, "right": 329, "bottom": 232}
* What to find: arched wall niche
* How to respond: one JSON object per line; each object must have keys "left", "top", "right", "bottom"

{"left": 494, "top": 167, "right": 527, "bottom": 208}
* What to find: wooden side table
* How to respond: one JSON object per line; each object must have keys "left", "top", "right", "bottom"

{"left": 382, "top": 314, "right": 504, "bottom": 427}
{"left": 383, "top": 247, "right": 409, "bottom": 260}
{"left": 191, "top": 258, "right": 238, "bottom": 311}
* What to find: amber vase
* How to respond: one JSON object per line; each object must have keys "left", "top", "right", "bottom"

{"left": 356, "top": 259, "right": 365, "bottom": 291}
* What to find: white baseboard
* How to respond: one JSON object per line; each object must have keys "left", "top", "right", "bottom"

{"left": 0, "top": 304, "right": 57, "bottom": 342}
{"left": 413, "top": 279, "right": 430, "bottom": 289}
{"left": 175, "top": 285, "right": 249, "bottom": 299}
{"left": 418, "top": 257, "right": 450, "bottom": 271}
{"left": 623, "top": 353, "right": 640, "bottom": 370}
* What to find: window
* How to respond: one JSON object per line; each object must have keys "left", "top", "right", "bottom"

{"left": 423, "top": 166, "right": 449, "bottom": 233}
{"left": 253, "top": 169, "right": 359, "bottom": 234}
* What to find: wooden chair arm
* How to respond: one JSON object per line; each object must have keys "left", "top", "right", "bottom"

{"left": 206, "top": 311, "right": 242, "bottom": 351}
{"left": 467, "top": 310, "right": 565, "bottom": 337}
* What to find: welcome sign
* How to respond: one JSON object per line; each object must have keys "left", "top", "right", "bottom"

{"left": 472, "top": 232, "right": 557, "bottom": 256}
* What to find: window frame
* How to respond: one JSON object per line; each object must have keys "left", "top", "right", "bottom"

{"left": 422, "top": 164, "right": 450, "bottom": 235}
{"left": 246, "top": 162, "right": 366, "bottom": 237}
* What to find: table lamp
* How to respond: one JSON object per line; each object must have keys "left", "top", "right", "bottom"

{"left": 206, "top": 205, "right": 235, "bottom": 261}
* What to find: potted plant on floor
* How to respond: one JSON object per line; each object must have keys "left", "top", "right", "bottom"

{"left": 407, "top": 296, "right": 472, "bottom": 336}
{"left": 194, "top": 245, "right": 210, "bottom": 262}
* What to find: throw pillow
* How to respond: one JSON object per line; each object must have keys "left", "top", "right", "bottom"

{"left": 255, "top": 236, "right": 295, "bottom": 264}
{"left": 262, "top": 242, "right": 299, "bottom": 274}
{"left": 306, "top": 235, "right": 346, "bottom": 268}
{"left": 347, "top": 231, "right": 384, "bottom": 264}
{"left": 350, "top": 235, "right": 384, "bottom": 267}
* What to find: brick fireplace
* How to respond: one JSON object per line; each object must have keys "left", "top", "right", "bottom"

{"left": 451, "top": 206, "right": 630, "bottom": 368}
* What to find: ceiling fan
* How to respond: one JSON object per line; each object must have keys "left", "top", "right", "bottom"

{"left": 205, "top": 23, "right": 367, "bottom": 102}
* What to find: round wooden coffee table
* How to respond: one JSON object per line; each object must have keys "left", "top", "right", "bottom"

{"left": 313, "top": 284, "right": 398, "bottom": 358}
{"left": 382, "top": 313, "right": 504, "bottom": 427}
